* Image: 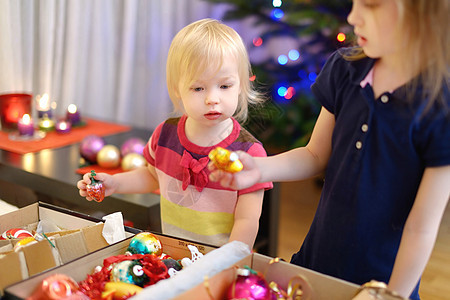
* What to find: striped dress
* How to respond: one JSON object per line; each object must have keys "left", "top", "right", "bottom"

{"left": 143, "top": 115, "right": 273, "bottom": 246}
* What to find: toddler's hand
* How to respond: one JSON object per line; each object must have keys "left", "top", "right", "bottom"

{"left": 208, "top": 151, "right": 261, "bottom": 190}
{"left": 77, "top": 171, "right": 116, "bottom": 201}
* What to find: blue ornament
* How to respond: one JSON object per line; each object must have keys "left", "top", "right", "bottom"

{"left": 110, "top": 260, "right": 149, "bottom": 287}
{"left": 127, "top": 232, "right": 163, "bottom": 256}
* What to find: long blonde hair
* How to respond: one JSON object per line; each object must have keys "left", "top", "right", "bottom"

{"left": 344, "top": 0, "right": 449, "bottom": 106}
{"left": 166, "top": 18, "right": 265, "bottom": 123}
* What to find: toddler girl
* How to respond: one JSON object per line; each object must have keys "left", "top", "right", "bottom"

{"left": 78, "top": 18, "right": 273, "bottom": 249}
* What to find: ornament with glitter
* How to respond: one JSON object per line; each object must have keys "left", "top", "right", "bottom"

{"left": 226, "top": 267, "right": 273, "bottom": 300}
{"left": 86, "top": 170, "right": 105, "bottom": 202}
{"left": 208, "top": 146, "right": 243, "bottom": 173}
{"left": 110, "top": 260, "right": 150, "bottom": 287}
{"left": 127, "top": 232, "right": 163, "bottom": 256}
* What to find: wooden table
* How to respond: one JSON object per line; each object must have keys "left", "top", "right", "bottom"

{"left": 0, "top": 124, "right": 279, "bottom": 256}
{"left": 0, "top": 126, "right": 161, "bottom": 231}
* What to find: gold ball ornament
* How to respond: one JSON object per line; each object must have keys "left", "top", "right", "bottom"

{"left": 208, "top": 146, "right": 243, "bottom": 173}
{"left": 97, "top": 145, "right": 121, "bottom": 168}
{"left": 14, "top": 236, "right": 37, "bottom": 251}
{"left": 121, "top": 153, "right": 147, "bottom": 171}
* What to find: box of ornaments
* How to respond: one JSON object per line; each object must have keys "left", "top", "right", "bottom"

{"left": 3, "top": 228, "right": 405, "bottom": 300}
{"left": 172, "top": 254, "right": 408, "bottom": 300}
{"left": 0, "top": 202, "right": 138, "bottom": 295}
{"left": 3, "top": 231, "right": 223, "bottom": 299}
{"left": 175, "top": 253, "right": 360, "bottom": 300}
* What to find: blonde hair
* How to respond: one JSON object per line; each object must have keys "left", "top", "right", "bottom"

{"left": 166, "top": 18, "right": 264, "bottom": 123}
{"left": 343, "top": 0, "right": 449, "bottom": 106}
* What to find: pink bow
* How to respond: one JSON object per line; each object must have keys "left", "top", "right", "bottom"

{"left": 180, "top": 150, "right": 209, "bottom": 192}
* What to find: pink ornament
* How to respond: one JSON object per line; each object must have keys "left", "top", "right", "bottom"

{"left": 226, "top": 268, "right": 273, "bottom": 300}
{"left": 80, "top": 135, "right": 106, "bottom": 163}
{"left": 120, "top": 137, "right": 146, "bottom": 157}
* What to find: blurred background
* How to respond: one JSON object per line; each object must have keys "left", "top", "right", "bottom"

{"left": 0, "top": 0, "right": 353, "bottom": 152}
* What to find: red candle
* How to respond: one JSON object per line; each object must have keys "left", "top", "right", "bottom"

{"left": 17, "top": 114, "right": 35, "bottom": 136}
{"left": 0, "top": 93, "right": 32, "bottom": 131}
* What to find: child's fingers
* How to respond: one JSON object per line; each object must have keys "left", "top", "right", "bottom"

{"left": 235, "top": 151, "right": 252, "bottom": 168}
{"left": 78, "top": 188, "right": 93, "bottom": 201}
{"left": 207, "top": 161, "right": 217, "bottom": 172}
{"left": 219, "top": 173, "right": 235, "bottom": 189}
{"left": 82, "top": 173, "right": 92, "bottom": 184}
{"left": 77, "top": 179, "right": 86, "bottom": 190}
{"left": 209, "top": 169, "right": 222, "bottom": 182}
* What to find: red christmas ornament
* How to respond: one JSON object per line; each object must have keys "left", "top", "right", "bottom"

{"left": 159, "top": 253, "right": 172, "bottom": 260}
{"left": 1, "top": 228, "right": 33, "bottom": 240}
{"left": 28, "top": 274, "right": 82, "bottom": 300}
{"left": 86, "top": 170, "right": 105, "bottom": 202}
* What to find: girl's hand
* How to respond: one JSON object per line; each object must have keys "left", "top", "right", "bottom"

{"left": 77, "top": 172, "right": 117, "bottom": 201}
{"left": 208, "top": 151, "right": 261, "bottom": 190}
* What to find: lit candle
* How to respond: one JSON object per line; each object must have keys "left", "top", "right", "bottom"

{"left": 0, "top": 93, "right": 32, "bottom": 131}
{"left": 17, "top": 114, "right": 35, "bottom": 136}
{"left": 55, "top": 119, "right": 71, "bottom": 134}
{"left": 36, "top": 93, "right": 52, "bottom": 118}
{"left": 38, "top": 114, "right": 55, "bottom": 132}
{"left": 66, "top": 104, "right": 81, "bottom": 125}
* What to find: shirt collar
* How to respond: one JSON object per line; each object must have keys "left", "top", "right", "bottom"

{"left": 360, "top": 67, "right": 374, "bottom": 88}
{"left": 345, "top": 53, "right": 376, "bottom": 86}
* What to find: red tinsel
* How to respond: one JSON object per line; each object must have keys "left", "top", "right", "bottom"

{"left": 78, "top": 266, "right": 111, "bottom": 300}
{"left": 78, "top": 253, "right": 169, "bottom": 299}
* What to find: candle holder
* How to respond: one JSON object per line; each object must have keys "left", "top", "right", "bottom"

{"left": 55, "top": 119, "right": 71, "bottom": 134}
{"left": 38, "top": 114, "right": 55, "bottom": 132}
{"left": 66, "top": 104, "right": 81, "bottom": 125}
{"left": 36, "top": 94, "right": 53, "bottom": 119}
{"left": 0, "top": 93, "right": 32, "bottom": 131}
{"left": 8, "top": 131, "right": 45, "bottom": 141}
{"left": 8, "top": 113, "right": 45, "bottom": 141}
{"left": 18, "top": 114, "right": 35, "bottom": 136}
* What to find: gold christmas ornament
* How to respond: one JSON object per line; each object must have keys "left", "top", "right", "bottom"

{"left": 97, "top": 145, "right": 121, "bottom": 168}
{"left": 208, "top": 146, "right": 243, "bottom": 173}
{"left": 121, "top": 153, "right": 147, "bottom": 171}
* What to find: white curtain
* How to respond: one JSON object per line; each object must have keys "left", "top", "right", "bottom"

{"left": 0, "top": 0, "right": 229, "bottom": 130}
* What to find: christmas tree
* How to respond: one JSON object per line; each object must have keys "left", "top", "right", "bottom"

{"left": 206, "top": 0, "right": 353, "bottom": 151}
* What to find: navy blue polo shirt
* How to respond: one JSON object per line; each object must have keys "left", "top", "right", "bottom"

{"left": 290, "top": 49, "right": 450, "bottom": 299}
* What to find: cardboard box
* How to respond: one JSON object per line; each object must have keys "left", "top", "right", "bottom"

{"left": 3, "top": 233, "right": 217, "bottom": 300}
{"left": 0, "top": 202, "right": 138, "bottom": 295}
{"left": 177, "top": 253, "right": 360, "bottom": 300}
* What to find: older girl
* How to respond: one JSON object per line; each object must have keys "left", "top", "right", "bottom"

{"left": 210, "top": 1, "right": 449, "bottom": 299}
